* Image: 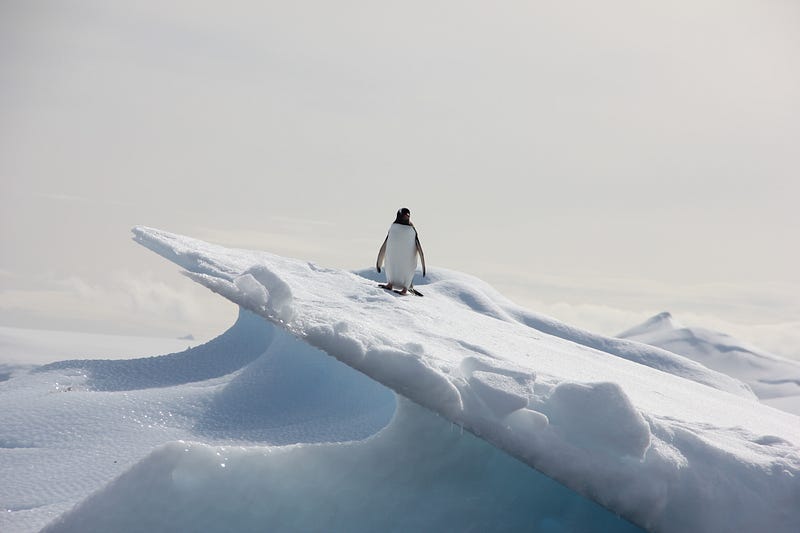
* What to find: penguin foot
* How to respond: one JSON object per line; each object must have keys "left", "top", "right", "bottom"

{"left": 379, "top": 283, "right": 422, "bottom": 296}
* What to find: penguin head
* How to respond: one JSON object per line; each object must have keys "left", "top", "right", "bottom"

{"left": 395, "top": 208, "right": 411, "bottom": 224}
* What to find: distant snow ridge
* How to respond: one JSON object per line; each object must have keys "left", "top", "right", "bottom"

{"left": 619, "top": 312, "right": 800, "bottom": 414}
{"left": 122, "top": 227, "right": 800, "bottom": 533}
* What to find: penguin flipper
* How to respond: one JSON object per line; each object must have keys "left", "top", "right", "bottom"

{"left": 376, "top": 235, "right": 388, "bottom": 272}
{"left": 415, "top": 235, "right": 426, "bottom": 277}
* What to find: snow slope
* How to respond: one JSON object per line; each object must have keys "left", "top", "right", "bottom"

{"left": 115, "top": 227, "right": 798, "bottom": 532}
{"left": 619, "top": 312, "right": 800, "bottom": 415}
{"left": 1, "top": 310, "right": 401, "bottom": 532}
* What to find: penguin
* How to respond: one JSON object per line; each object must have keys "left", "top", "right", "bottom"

{"left": 376, "top": 207, "right": 426, "bottom": 295}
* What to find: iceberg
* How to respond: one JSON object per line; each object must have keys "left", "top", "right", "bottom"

{"left": 2, "top": 227, "right": 798, "bottom": 532}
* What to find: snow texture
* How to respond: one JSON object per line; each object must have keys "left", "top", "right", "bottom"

{"left": 1, "top": 227, "right": 798, "bottom": 533}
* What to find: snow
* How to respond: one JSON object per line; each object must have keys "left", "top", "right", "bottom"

{"left": 619, "top": 312, "right": 800, "bottom": 416}
{"left": 2, "top": 226, "right": 799, "bottom": 532}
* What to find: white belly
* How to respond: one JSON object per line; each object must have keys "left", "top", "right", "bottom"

{"left": 384, "top": 224, "right": 418, "bottom": 289}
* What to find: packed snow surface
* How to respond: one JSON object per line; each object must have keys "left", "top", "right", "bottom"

{"left": 1, "top": 226, "right": 798, "bottom": 532}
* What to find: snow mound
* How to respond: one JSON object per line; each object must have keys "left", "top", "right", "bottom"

{"left": 116, "top": 227, "right": 800, "bottom": 533}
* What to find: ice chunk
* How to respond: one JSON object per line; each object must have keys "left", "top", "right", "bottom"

{"left": 361, "top": 347, "right": 463, "bottom": 416}
{"left": 505, "top": 408, "right": 550, "bottom": 438}
{"left": 543, "top": 382, "right": 651, "bottom": 460}
{"left": 469, "top": 371, "right": 530, "bottom": 417}
{"left": 186, "top": 265, "right": 295, "bottom": 324}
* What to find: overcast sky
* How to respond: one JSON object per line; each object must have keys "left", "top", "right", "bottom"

{"left": 2, "top": 0, "right": 799, "bottom": 359}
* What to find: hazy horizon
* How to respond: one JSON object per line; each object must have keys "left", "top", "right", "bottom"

{"left": 2, "top": 0, "right": 798, "bottom": 359}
